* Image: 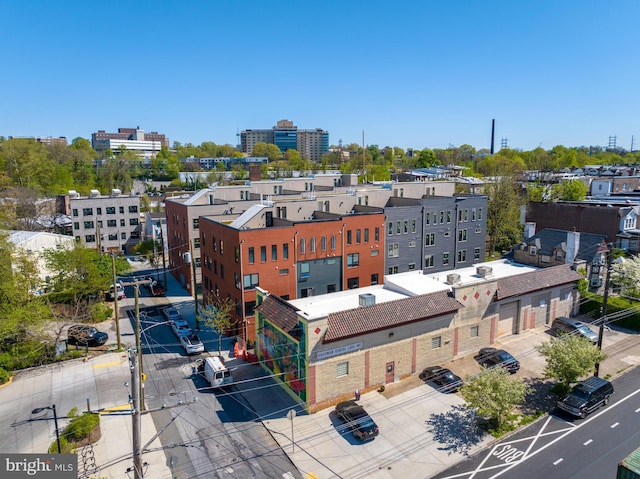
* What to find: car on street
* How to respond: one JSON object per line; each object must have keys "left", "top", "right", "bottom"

{"left": 551, "top": 316, "right": 598, "bottom": 344}
{"left": 477, "top": 347, "right": 520, "bottom": 373}
{"left": 67, "top": 325, "right": 109, "bottom": 347}
{"left": 334, "top": 400, "right": 379, "bottom": 441}
{"left": 170, "top": 319, "right": 192, "bottom": 338}
{"left": 162, "top": 307, "right": 182, "bottom": 322}
{"left": 107, "top": 282, "right": 125, "bottom": 301}
{"left": 419, "top": 366, "right": 463, "bottom": 392}
{"left": 180, "top": 333, "right": 204, "bottom": 354}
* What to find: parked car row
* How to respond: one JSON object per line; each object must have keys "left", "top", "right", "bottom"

{"left": 162, "top": 307, "right": 204, "bottom": 355}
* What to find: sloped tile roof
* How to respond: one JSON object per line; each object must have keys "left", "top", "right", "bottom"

{"left": 495, "top": 264, "right": 582, "bottom": 300}
{"left": 255, "top": 294, "right": 301, "bottom": 336}
{"left": 324, "top": 290, "right": 463, "bottom": 343}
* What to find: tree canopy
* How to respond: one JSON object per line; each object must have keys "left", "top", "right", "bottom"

{"left": 535, "top": 335, "right": 606, "bottom": 387}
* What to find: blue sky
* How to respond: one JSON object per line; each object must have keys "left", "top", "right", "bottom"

{"left": 2, "top": 0, "right": 639, "bottom": 152}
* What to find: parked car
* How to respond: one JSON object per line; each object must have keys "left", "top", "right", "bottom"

{"left": 419, "top": 366, "right": 463, "bottom": 392}
{"left": 477, "top": 347, "right": 520, "bottom": 373}
{"left": 107, "top": 282, "right": 125, "bottom": 301}
{"left": 334, "top": 400, "right": 379, "bottom": 441}
{"left": 180, "top": 333, "right": 204, "bottom": 354}
{"left": 557, "top": 376, "right": 614, "bottom": 418}
{"left": 67, "top": 325, "right": 109, "bottom": 347}
{"left": 170, "top": 319, "right": 192, "bottom": 338}
{"left": 162, "top": 307, "right": 182, "bottom": 322}
{"left": 551, "top": 316, "right": 598, "bottom": 344}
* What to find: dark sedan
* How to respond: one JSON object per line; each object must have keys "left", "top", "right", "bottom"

{"left": 419, "top": 366, "right": 463, "bottom": 392}
{"left": 477, "top": 347, "right": 520, "bottom": 373}
{"left": 335, "top": 400, "right": 379, "bottom": 441}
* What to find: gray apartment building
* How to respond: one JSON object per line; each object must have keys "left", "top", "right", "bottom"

{"left": 69, "top": 189, "right": 142, "bottom": 254}
{"left": 385, "top": 194, "right": 488, "bottom": 274}
{"left": 240, "top": 119, "right": 329, "bottom": 162}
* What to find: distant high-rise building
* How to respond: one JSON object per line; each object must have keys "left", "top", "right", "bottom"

{"left": 91, "top": 127, "right": 169, "bottom": 159}
{"left": 240, "top": 119, "right": 329, "bottom": 162}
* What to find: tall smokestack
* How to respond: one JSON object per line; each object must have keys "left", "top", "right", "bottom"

{"left": 490, "top": 119, "right": 495, "bottom": 155}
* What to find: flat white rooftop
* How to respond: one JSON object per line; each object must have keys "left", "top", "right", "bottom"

{"left": 289, "top": 259, "right": 539, "bottom": 321}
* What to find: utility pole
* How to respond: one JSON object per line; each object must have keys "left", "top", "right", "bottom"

{"left": 112, "top": 254, "right": 121, "bottom": 349}
{"left": 134, "top": 284, "right": 145, "bottom": 410}
{"left": 129, "top": 349, "right": 143, "bottom": 479}
{"left": 189, "top": 239, "right": 200, "bottom": 330}
{"left": 595, "top": 243, "right": 613, "bottom": 377}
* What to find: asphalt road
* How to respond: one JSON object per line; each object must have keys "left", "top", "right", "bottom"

{"left": 121, "top": 272, "right": 302, "bottom": 478}
{"left": 435, "top": 367, "right": 640, "bottom": 479}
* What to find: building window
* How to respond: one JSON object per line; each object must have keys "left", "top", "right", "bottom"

{"left": 474, "top": 248, "right": 480, "bottom": 260}
{"left": 472, "top": 209, "right": 476, "bottom": 221}
{"left": 447, "top": 211, "right": 452, "bottom": 223}
{"left": 121, "top": 232, "right": 126, "bottom": 240}
{"left": 475, "top": 226, "right": 482, "bottom": 233}
{"left": 388, "top": 243, "right": 399, "bottom": 258}
{"left": 371, "top": 273, "right": 379, "bottom": 285}
{"left": 283, "top": 243, "right": 289, "bottom": 259}
{"left": 356, "top": 229, "right": 361, "bottom": 244}
{"left": 411, "top": 220, "right": 416, "bottom": 233}
{"left": 300, "top": 262, "right": 310, "bottom": 279}
{"left": 425, "top": 233, "right": 435, "bottom": 246}
{"left": 96, "top": 207, "right": 102, "bottom": 215}
{"left": 388, "top": 222, "right": 393, "bottom": 235}
{"left": 85, "top": 235, "right": 96, "bottom": 242}
{"left": 371, "top": 249, "right": 379, "bottom": 256}
{"left": 107, "top": 219, "right": 116, "bottom": 227}
{"left": 84, "top": 221, "right": 94, "bottom": 229}
{"left": 119, "top": 206, "right": 124, "bottom": 214}
{"left": 433, "top": 212, "right": 437, "bottom": 224}
{"left": 408, "top": 240, "right": 416, "bottom": 248}
{"left": 73, "top": 222, "right": 79, "bottom": 230}
{"left": 261, "top": 246, "right": 267, "bottom": 262}
{"left": 458, "top": 250, "right": 467, "bottom": 262}
{"left": 478, "top": 208, "right": 483, "bottom": 220}
{"left": 108, "top": 233, "right": 117, "bottom": 240}
{"left": 347, "top": 253, "right": 359, "bottom": 267}
{"left": 220, "top": 240, "right": 224, "bottom": 254}
{"left": 364, "top": 228, "right": 369, "bottom": 243}
{"left": 375, "top": 227, "right": 379, "bottom": 242}
{"left": 245, "top": 301, "right": 256, "bottom": 316}
{"left": 83, "top": 208, "right": 93, "bottom": 216}
{"left": 425, "top": 254, "right": 434, "bottom": 268}
{"left": 443, "top": 252, "right": 450, "bottom": 266}
{"left": 336, "top": 362, "right": 349, "bottom": 377}
{"left": 347, "top": 277, "right": 359, "bottom": 289}
{"left": 431, "top": 336, "right": 442, "bottom": 349}
{"left": 235, "top": 272, "right": 241, "bottom": 289}
{"left": 409, "top": 263, "right": 415, "bottom": 270}
{"left": 310, "top": 237, "right": 316, "bottom": 252}
{"left": 440, "top": 211, "right": 445, "bottom": 224}
{"left": 279, "top": 268, "right": 289, "bottom": 275}
{"left": 272, "top": 244, "right": 277, "bottom": 260}
{"left": 243, "top": 273, "right": 259, "bottom": 289}
{"left": 193, "top": 218, "right": 199, "bottom": 229}
{"left": 470, "top": 325, "right": 479, "bottom": 338}
{"left": 530, "top": 246, "right": 537, "bottom": 255}
{"left": 444, "top": 230, "right": 451, "bottom": 237}
{"left": 396, "top": 221, "right": 401, "bottom": 234}
{"left": 194, "top": 238, "right": 200, "bottom": 249}
{"left": 331, "top": 235, "right": 336, "bottom": 250}
{"left": 300, "top": 238, "right": 306, "bottom": 254}
{"left": 347, "top": 230, "right": 352, "bottom": 245}
{"left": 128, "top": 206, "right": 138, "bottom": 214}
{"left": 321, "top": 236, "right": 327, "bottom": 251}
{"left": 425, "top": 213, "right": 430, "bottom": 225}
{"left": 248, "top": 247, "right": 255, "bottom": 264}
{"left": 72, "top": 209, "right": 78, "bottom": 217}
{"left": 129, "top": 218, "right": 139, "bottom": 225}
{"left": 220, "top": 264, "right": 224, "bottom": 279}
{"left": 106, "top": 207, "right": 115, "bottom": 214}
{"left": 404, "top": 221, "right": 408, "bottom": 234}
{"left": 300, "top": 287, "right": 314, "bottom": 298}
{"left": 458, "top": 229, "right": 467, "bottom": 242}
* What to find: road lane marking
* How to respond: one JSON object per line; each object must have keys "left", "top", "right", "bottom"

{"left": 553, "top": 458, "right": 563, "bottom": 465}
{"left": 611, "top": 422, "right": 619, "bottom": 428}
{"left": 584, "top": 439, "right": 593, "bottom": 445}
{"left": 93, "top": 360, "right": 123, "bottom": 369}
{"left": 100, "top": 404, "right": 132, "bottom": 415}
{"left": 636, "top": 407, "right": 640, "bottom": 413}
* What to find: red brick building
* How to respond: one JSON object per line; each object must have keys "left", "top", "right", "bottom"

{"left": 199, "top": 206, "right": 386, "bottom": 343}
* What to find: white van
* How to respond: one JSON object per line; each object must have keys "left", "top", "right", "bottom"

{"left": 202, "top": 356, "right": 233, "bottom": 388}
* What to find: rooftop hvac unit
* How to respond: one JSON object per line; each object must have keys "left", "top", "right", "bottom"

{"left": 89, "top": 189, "right": 100, "bottom": 198}
{"left": 68, "top": 190, "right": 80, "bottom": 199}
{"left": 476, "top": 266, "right": 493, "bottom": 278}
{"left": 111, "top": 188, "right": 121, "bottom": 197}
{"left": 359, "top": 293, "right": 376, "bottom": 307}
{"left": 446, "top": 273, "right": 460, "bottom": 285}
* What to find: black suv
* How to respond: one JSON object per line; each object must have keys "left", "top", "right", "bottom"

{"left": 335, "top": 400, "right": 379, "bottom": 441}
{"left": 557, "top": 376, "right": 614, "bottom": 418}
{"left": 67, "top": 325, "right": 109, "bottom": 346}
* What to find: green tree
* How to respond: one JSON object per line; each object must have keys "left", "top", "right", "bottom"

{"left": 460, "top": 366, "right": 532, "bottom": 431}
{"left": 198, "top": 296, "right": 235, "bottom": 354}
{"left": 536, "top": 336, "right": 606, "bottom": 388}
{"left": 415, "top": 149, "right": 438, "bottom": 168}
{"left": 266, "top": 144, "right": 283, "bottom": 162}
{"left": 486, "top": 175, "right": 525, "bottom": 253}
{"left": 251, "top": 142, "right": 268, "bottom": 157}
{"left": 611, "top": 255, "right": 640, "bottom": 296}
{"left": 551, "top": 180, "right": 588, "bottom": 201}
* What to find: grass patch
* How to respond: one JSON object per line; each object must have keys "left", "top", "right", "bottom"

{"left": 580, "top": 293, "right": 640, "bottom": 331}
{"left": 48, "top": 408, "right": 101, "bottom": 454}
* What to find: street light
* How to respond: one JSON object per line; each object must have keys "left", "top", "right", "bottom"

{"left": 31, "top": 404, "right": 61, "bottom": 454}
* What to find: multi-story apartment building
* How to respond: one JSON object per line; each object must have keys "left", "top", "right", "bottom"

{"left": 164, "top": 177, "right": 457, "bottom": 294}
{"left": 91, "top": 127, "right": 169, "bottom": 159}
{"left": 69, "top": 189, "right": 141, "bottom": 253}
{"left": 240, "top": 119, "right": 329, "bottom": 162}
